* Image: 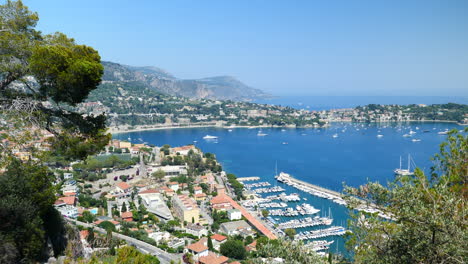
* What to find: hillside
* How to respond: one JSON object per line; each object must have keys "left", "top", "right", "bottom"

{"left": 102, "top": 61, "right": 270, "bottom": 101}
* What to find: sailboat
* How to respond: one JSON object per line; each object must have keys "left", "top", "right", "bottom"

{"left": 394, "top": 154, "right": 414, "bottom": 176}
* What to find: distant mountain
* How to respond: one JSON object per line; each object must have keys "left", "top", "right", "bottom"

{"left": 102, "top": 61, "right": 270, "bottom": 101}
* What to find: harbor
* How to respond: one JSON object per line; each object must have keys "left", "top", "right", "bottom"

{"left": 277, "top": 216, "right": 333, "bottom": 229}
{"left": 296, "top": 226, "right": 347, "bottom": 240}
{"left": 276, "top": 172, "right": 392, "bottom": 219}
{"left": 268, "top": 203, "right": 320, "bottom": 216}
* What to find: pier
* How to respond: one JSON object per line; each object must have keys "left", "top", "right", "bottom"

{"left": 237, "top": 176, "right": 260, "bottom": 182}
{"left": 276, "top": 172, "right": 393, "bottom": 220}
{"left": 277, "top": 172, "right": 342, "bottom": 198}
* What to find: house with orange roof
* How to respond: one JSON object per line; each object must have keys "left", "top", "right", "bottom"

{"left": 139, "top": 188, "right": 159, "bottom": 195}
{"left": 121, "top": 211, "right": 133, "bottom": 222}
{"left": 171, "top": 145, "right": 196, "bottom": 156}
{"left": 56, "top": 196, "right": 76, "bottom": 206}
{"left": 185, "top": 237, "right": 209, "bottom": 260}
{"left": 161, "top": 186, "right": 175, "bottom": 196}
{"left": 198, "top": 252, "right": 229, "bottom": 264}
{"left": 246, "top": 240, "right": 257, "bottom": 252}
{"left": 210, "top": 234, "right": 227, "bottom": 250}
{"left": 116, "top": 182, "right": 131, "bottom": 193}
{"left": 168, "top": 181, "right": 179, "bottom": 191}
{"left": 63, "top": 191, "right": 77, "bottom": 197}
{"left": 193, "top": 186, "right": 203, "bottom": 195}
{"left": 210, "top": 195, "right": 232, "bottom": 211}
{"left": 194, "top": 192, "right": 207, "bottom": 201}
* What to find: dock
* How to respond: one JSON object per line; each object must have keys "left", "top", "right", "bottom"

{"left": 278, "top": 172, "right": 342, "bottom": 197}
{"left": 277, "top": 172, "right": 393, "bottom": 220}
{"left": 237, "top": 176, "right": 260, "bottom": 182}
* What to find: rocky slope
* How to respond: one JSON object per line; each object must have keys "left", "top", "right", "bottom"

{"left": 102, "top": 61, "right": 270, "bottom": 101}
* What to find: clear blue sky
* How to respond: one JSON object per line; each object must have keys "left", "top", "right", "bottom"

{"left": 23, "top": 0, "right": 468, "bottom": 96}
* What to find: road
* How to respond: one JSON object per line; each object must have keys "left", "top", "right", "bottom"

{"left": 139, "top": 152, "right": 147, "bottom": 178}
{"left": 199, "top": 200, "right": 213, "bottom": 225}
{"left": 67, "top": 219, "right": 181, "bottom": 264}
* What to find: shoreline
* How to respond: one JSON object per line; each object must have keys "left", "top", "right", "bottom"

{"left": 108, "top": 120, "right": 464, "bottom": 134}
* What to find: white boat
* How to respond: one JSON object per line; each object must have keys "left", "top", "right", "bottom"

{"left": 409, "top": 130, "right": 417, "bottom": 135}
{"left": 438, "top": 129, "right": 449, "bottom": 135}
{"left": 203, "top": 135, "right": 218, "bottom": 139}
{"left": 377, "top": 134, "right": 384, "bottom": 138}
{"left": 282, "top": 142, "right": 288, "bottom": 145}
{"left": 257, "top": 132, "right": 268, "bottom": 136}
{"left": 403, "top": 134, "right": 411, "bottom": 137}
{"left": 412, "top": 139, "right": 421, "bottom": 142}
{"left": 228, "top": 129, "right": 233, "bottom": 132}
{"left": 394, "top": 154, "right": 414, "bottom": 176}
{"left": 332, "top": 134, "right": 338, "bottom": 138}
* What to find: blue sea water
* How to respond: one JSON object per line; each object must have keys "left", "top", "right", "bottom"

{"left": 113, "top": 122, "right": 464, "bottom": 257}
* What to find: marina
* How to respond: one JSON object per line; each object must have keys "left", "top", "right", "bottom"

{"left": 244, "top": 181, "right": 271, "bottom": 188}
{"left": 268, "top": 203, "right": 320, "bottom": 216}
{"left": 275, "top": 172, "right": 392, "bottom": 219}
{"left": 296, "top": 226, "right": 347, "bottom": 240}
{"left": 277, "top": 216, "right": 333, "bottom": 229}
{"left": 305, "top": 240, "right": 335, "bottom": 252}
{"left": 253, "top": 186, "right": 285, "bottom": 194}
{"left": 115, "top": 121, "right": 461, "bottom": 256}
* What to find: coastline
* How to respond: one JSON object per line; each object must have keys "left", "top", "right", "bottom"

{"left": 108, "top": 123, "right": 317, "bottom": 134}
{"left": 108, "top": 120, "right": 464, "bottom": 135}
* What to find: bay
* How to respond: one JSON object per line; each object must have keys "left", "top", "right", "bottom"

{"left": 113, "top": 122, "right": 463, "bottom": 257}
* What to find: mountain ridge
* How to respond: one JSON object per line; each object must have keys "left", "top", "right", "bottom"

{"left": 102, "top": 61, "right": 270, "bottom": 101}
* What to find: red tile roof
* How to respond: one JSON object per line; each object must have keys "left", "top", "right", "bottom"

{"left": 199, "top": 252, "right": 229, "bottom": 264}
{"left": 121, "top": 211, "right": 133, "bottom": 219}
{"left": 210, "top": 195, "right": 231, "bottom": 205}
{"left": 186, "top": 238, "right": 208, "bottom": 253}
{"left": 57, "top": 196, "right": 76, "bottom": 205}
{"left": 217, "top": 194, "right": 277, "bottom": 240}
{"left": 210, "top": 234, "right": 227, "bottom": 242}
{"left": 117, "top": 182, "right": 131, "bottom": 190}
{"left": 139, "top": 188, "right": 159, "bottom": 194}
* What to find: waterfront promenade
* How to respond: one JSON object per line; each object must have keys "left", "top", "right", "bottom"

{"left": 218, "top": 193, "right": 277, "bottom": 239}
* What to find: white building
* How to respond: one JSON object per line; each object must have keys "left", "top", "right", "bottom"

{"left": 149, "top": 231, "right": 171, "bottom": 243}
{"left": 56, "top": 205, "right": 78, "bottom": 218}
{"left": 227, "top": 209, "right": 242, "bottom": 220}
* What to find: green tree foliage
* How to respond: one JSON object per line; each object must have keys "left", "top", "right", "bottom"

{"left": 251, "top": 238, "right": 325, "bottom": 264}
{"left": 115, "top": 246, "right": 160, "bottom": 264}
{"left": 98, "top": 221, "right": 116, "bottom": 232}
{"left": 261, "top": 209, "right": 269, "bottom": 218}
{"left": 0, "top": 159, "right": 56, "bottom": 262}
{"left": 0, "top": 0, "right": 109, "bottom": 161}
{"left": 80, "top": 210, "right": 96, "bottom": 223}
{"left": 207, "top": 235, "right": 214, "bottom": 251}
{"left": 344, "top": 129, "right": 468, "bottom": 264}
{"left": 227, "top": 173, "right": 244, "bottom": 200}
{"left": 220, "top": 239, "right": 247, "bottom": 260}
{"left": 121, "top": 202, "right": 127, "bottom": 212}
{"left": 86, "top": 227, "right": 95, "bottom": 248}
{"left": 0, "top": 2, "right": 109, "bottom": 262}
{"left": 284, "top": 228, "right": 296, "bottom": 239}
{"left": 152, "top": 169, "right": 165, "bottom": 182}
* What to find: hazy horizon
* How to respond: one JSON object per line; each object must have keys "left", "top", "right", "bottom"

{"left": 26, "top": 0, "right": 468, "bottom": 96}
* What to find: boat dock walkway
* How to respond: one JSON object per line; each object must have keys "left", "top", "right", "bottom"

{"left": 287, "top": 175, "right": 342, "bottom": 198}
{"left": 237, "top": 176, "right": 260, "bottom": 182}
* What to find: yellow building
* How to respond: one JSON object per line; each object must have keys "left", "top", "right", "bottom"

{"left": 119, "top": 141, "right": 132, "bottom": 149}
{"left": 172, "top": 194, "right": 200, "bottom": 224}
